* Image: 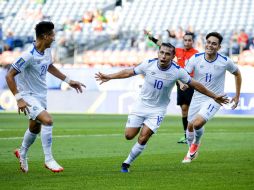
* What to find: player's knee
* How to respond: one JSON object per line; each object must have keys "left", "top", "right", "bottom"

{"left": 193, "top": 119, "right": 205, "bottom": 129}
{"left": 138, "top": 135, "right": 148, "bottom": 145}
{"left": 181, "top": 107, "right": 189, "bottom": 116}
{"left": 29, "top": 121, "right": 41, "bottom": 134}
{"left": 42, "top": 118, "right": 53, "bottom": 126}
{"left": 187, "top": 123, "right": 194, "bottom": 131}
{"left": 125, "top": 133, "right": 134, "bottom": 140}
{"left": 30, "top": 125, "right": 41, "bottom": 134}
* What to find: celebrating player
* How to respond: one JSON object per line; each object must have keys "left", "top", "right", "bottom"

{"left": 182, "top": 32, "right": 242, "bottom": 163}
{"left": 5, "top": 21, "right": 86, "bottom": 173}
{"left": 95, "top": 42, "right": 228, "bottom": 172}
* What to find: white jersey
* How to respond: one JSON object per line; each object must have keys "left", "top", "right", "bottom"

{"left": 185, "top": 52, "right": 238, "bottom": 101}
{"left": 134, "top": 58, "right": 191, "bottom": 111}
{"left": 11, "top": 43, "right": 53, "bottom": 101}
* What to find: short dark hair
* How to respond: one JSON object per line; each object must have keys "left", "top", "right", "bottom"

{"left": 160, "top": 42, "right": 176, "bottom": 54}
{"left": 35, "top": 21, "right": 54, "bottom": 38}
{"left": 184, "top": 32, "right": 195, "bottom": 40}
{"left": 206, "top": 32, "right": 223, "bottom": 44}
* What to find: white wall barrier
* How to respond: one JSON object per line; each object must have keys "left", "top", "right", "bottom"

{"left": 0, "top": 66, "right": 254, "bottom": 115}
{"left": 1, "top": 89, "right": 254, "bottom": 115}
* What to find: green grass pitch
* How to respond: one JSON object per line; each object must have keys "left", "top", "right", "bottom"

{"left": 0, "top": 113, "right": 253, "bottom": 190}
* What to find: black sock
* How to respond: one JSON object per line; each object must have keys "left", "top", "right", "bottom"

{"left": 182, "top": 117, "right": 188, "bottom": 138}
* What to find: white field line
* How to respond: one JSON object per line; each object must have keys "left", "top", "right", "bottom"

{"left": 1, "top": 132, "right": 254, "bottom": 140}
{"left": 0, "top": 134, "right": 122, "bottom": 140}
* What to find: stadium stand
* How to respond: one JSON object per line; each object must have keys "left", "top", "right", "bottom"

{"left": 0, "top": 0, "right": 254, "bottom": 67}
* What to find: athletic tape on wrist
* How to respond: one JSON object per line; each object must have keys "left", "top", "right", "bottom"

{"left": 15, "top": 93, "right": 22, "bottom": 101}
{"left": 64, "top": 77, "right": 71, "bottom": 84}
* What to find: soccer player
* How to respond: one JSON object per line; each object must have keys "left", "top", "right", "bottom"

{"left": 95, "top": 43, "right": 228, "bottom": 172}
{"left": 182, "top": 32, "right": 242, "bottom": 163}
{"left": 5, "top": 21, "right": 85, "bottom": 173}
{"left": 144, "top": 30, "right": 198, "bottom": 144}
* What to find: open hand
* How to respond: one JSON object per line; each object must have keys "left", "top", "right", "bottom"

{"left": 95, "top": 72, "right": 111, "bottom": 85}
{"left": 69, "top": 81, "right": 86, "bottom": 93}
{"left": 17, "top": 99, "right": 31, "bottom": 115}
{"left": 214, "top": 94, "right": 230, "bottom": 106}
{"left": 230, "top": 96, "right": 239, "bottom": 110}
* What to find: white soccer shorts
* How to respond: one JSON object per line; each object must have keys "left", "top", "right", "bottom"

{"left": 126, "top": 113, "right": 164, "bottom": 133}
{"left": 22, "top": 95, "right": 46, "bottom": 120}
{"left": 188, "top": 98, "right": 221, "bottom": 123}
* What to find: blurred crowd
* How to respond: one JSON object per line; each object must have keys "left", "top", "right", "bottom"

{"left": 0, "top": 0, "right": 254, "bottom": 67}
{"left": 129, "top": 26, "right": 254, "bottom": 56}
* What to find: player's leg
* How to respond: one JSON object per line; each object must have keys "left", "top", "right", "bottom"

{"left": 192, "top": 99, "right": 221, "bottom": 147}
{"left": 186, "top": 122, "right": 194, "bottom": 147}
{"left": 124, "top": 127, "right": 140, "bottom": 140}
{"left": 14, "top": 120, "right": 41, "bottom": 173}
{"left": 121, "top": 114, "right": 144, "bottom": 172}
{"left": 176, "top": 86, "right": 185, "bottom": 143}
{"left": 185, "top": 98, "right": 201, "bottom": 147}
{"left": 182, "top": 99, "right": 202, "bottom": 163}
{"left": 192, "top": 115, "right": 206, "bottom": 145}
{"left": 37, "top": 111, "right": 63, "bottom": 172}
{"left": 122, "top": 125, "right": 153, "bottom": 172}
{"left": 183, "top": 99, "right": 221, "bottom": 163}
{"left": 177, "top": 86, "right": 194, "bottom": 144}
{"left": 178, "top": 104, "right": 189, "bottom": 143}
{"left": 121, "top": 113, "right": 163, "bottom": 172}
{"left": 14, "top": 96, "right": 44, "bottom": 172}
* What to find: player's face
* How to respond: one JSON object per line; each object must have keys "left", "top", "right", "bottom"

{"left": 158, "top": 45, "right": 175, "bottom": 67}
{"left": 205, "top": 36, "right": 221, "bottom": 56}
{"left": 44, "top": 30, "right": 55, "bottom": 48}
{"left": 183, "top": 35, "right": 194, "bottom": 50}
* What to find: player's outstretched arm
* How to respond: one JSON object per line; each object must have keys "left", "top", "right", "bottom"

{"left": 48, "top": 64, "right": 86, "bottom": 93}
{"left": 189, "top": 79, "right": 229, "bottom": 105}
{"left": 144, "top": 30, "right": 162, "bottom": 46}
{"left": 95, "top": 69, "right": 135, "bottom": 85}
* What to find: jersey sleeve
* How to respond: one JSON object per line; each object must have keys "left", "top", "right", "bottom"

{"left": 133, "top": 60, "right": 148, "bottom": 75}
{"left": 178, "top": 68, "right": 191, "bottom": 84}
{"left": 11, "top": 52, "right": 32, "bottom": 73}
{"left": 184, "top": 55, "right": 196, "bottom": 74}
{"left": 226, "top": 58, "right": 238, "bottom": 73}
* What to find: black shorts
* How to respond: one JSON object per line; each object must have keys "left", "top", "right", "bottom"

{"left": 176, "top": 83, "right": 194, "bottom": 106}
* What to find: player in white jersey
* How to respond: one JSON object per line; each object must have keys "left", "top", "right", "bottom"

{"left": 5, "top": 21, "right": 85, "bottom": 173}
{"left": 182, "top": 32, "right": 242, "bottom": 163}
{"left": 95, "top": 43, "right": 229, "bottom": 172}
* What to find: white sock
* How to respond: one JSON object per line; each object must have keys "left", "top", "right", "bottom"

{"left": 20, "top": 128, "right": 37, "bottom": 158}
{"left": 186, "top": 129, "right": 194, "bottom": 147}
{"left": 193, "top": 127, "right": 204, "bottom": 145}
{"left": 123, "top": 142, "right": 146, "bottom": 165}
{"left": 41, "top": 125, "right": 53, "bottom": 162}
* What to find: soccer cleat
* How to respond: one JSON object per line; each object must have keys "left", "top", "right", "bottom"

{"left": 177, "top": 137, "right": 187, "bottom": 144}
{"left": 121, "top": 163, "right": 130, "bottom": 173}
{"left": 182, "top": 152, "right": 199, "bottom": 163}
{"left": 182, "top": 143, "right": 200, "bottom": 163}
{"left": 45, "top": 159, "right": 64, "bottom": 173}
{"left": 189, "top": 143, "right": 199, "bottom": 158}
{"left": 182, "top": 155, "right": 192, "bottom": 163}
{"left": 14, "top": 149, "right": 28, "bottom": 173}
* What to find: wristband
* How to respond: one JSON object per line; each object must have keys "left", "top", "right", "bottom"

{"left": 15, "top": 93, "right": 22, "bottom": 101}
{"left": 64, "top": 77, "right": 71, "bottom": 84}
